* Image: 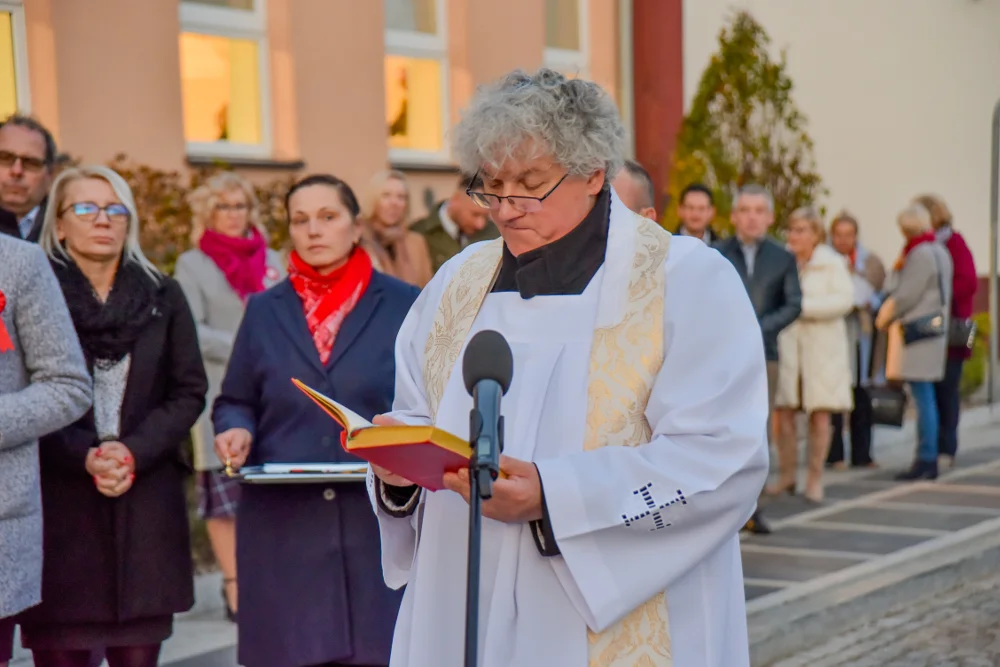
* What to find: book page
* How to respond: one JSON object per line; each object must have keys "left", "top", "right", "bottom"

{"left": 291, "top": 378, "right": 373, "bottom": 434}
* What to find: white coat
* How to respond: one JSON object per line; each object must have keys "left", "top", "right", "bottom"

{"left": 775, "top": 244, "right": 855, "bottom": 413}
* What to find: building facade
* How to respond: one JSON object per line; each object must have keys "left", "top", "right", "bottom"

{"left": 10, "top": 0, "right": 676, "bottom": 220}
{"left": 6, "top": 0, "right": 997, "bottom": 284}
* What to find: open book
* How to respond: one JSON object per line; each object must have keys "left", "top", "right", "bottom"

{"left": 291, "top": 378, "right": 470, "bottom": 491}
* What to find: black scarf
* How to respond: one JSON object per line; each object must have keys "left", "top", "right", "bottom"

{"left": 51, "top": 257, "right": 162, "bottom": 369}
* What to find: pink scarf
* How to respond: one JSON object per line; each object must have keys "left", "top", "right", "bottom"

{"left": 199, "top": 227, "right": 268, "bottom": 301}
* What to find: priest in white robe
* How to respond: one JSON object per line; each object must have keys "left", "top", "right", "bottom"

{"left": 367, "top": 67, "right": 769, "bottom": 667}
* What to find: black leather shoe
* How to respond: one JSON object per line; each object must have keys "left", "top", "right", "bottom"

{"left": 895, "top": 460, "right": 938, "bottom": 481}
{"left": 743, "top": 509, "right": 772, "bottom": 535}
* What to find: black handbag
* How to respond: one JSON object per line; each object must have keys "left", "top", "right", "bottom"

{"left": 867, "top": 384, "right": 907, "bottom": 428}
{"left": 949, "top": 317, "right": 977, "bottom": 350}
{"left": 901, "top": 249, "right": 948, "bottom": 346}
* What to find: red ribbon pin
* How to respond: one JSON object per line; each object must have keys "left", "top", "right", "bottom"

{"left": 0, "top": 290, "right": 13, "bottom": 353}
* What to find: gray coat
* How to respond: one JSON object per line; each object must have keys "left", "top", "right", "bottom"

{"left": 0, "top": 236, "right": 92, "bottom": 617}
{"left": 174, "top": 248, "right": 285, "bottom": 470}
{"left": 887, "top": 243, "right": 954, "bottom": 382}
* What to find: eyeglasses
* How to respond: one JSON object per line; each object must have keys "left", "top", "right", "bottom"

{"left": 216, "top": 203, "right": 249, "bottom": 213}
{"left": 466, "top": 171, "right": 569, "bottom": 213}
{"left": 0, "top": 150, "right": 47, "bottom": 173}
{"left": 60, "top": 201, "right": 131, "bottom": 224}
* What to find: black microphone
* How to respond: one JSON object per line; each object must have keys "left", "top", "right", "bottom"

{"left": 462, "top": 330, "right": 513, "bottom": 498}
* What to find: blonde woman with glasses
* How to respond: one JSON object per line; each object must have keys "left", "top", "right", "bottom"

{"left": 18, "top": 166, "right": 207, "bottom": 667}
{"left": 769, "top": 207, "right": 854, "bottom": 503}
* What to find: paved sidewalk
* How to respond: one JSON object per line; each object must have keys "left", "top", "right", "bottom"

{"left": 770, "top": 572, "right": 1000, "bottom": 666}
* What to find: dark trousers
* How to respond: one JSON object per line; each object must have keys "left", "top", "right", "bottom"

{"left": 828, "top": 385, "right": 874, "bottom": 466}
{"left": 934, "top": 357, "right": 964, "bottom": 458}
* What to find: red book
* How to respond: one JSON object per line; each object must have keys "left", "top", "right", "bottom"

{"left": 291, "top": 378, "right": 470, "bottom": 491}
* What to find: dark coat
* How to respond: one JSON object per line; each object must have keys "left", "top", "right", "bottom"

{"left": 0, "top": 198, "right": 47, "bottom": 242}
{"left": 213, "top": 272, "right": 420, "bottom": 667}
{"left": 20, "top": 277, "right": 207, "bottom": 627}
{"left": 411, "top": 201, "right": 500, "bottom": 272}
{"left": 715, "top": 236, "right": 802, "bottom": 361}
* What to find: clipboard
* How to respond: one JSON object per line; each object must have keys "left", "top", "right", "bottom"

{"left": 233, "top": 463, "right": 369, "bottom": 484}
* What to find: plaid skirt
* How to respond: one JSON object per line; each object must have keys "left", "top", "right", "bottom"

{"left": 196, "top": 470, "right": 241, "bottom": 519}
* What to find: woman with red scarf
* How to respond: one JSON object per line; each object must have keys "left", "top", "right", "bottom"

{"left": 875, "top": 203, "right": 953, "bottom": 481}
{"left": 175, "top": 172, "right": 285, "bottom": 622}
{"left": 212, "top": 174, "right": 419, "bottom": 667}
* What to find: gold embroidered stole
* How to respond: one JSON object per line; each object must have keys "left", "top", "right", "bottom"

{"left": 423, "top": 217, "right": 673, "bottom": 666}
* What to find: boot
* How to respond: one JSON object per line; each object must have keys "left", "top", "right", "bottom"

{"left": 895, "top": 459, "right": 938, "bottom": 481}
{"left": 765, "top": 426, "right": 798, "bottom": 496}
{"left": 803, "top": 425, "right": 830, "bottom": 503}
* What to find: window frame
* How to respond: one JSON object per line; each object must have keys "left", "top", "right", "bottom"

{"left": 544, "top": 0, "right": 589, "bottom": 78}
{"left": 179, "top": 0, "right": 273, "bottom": 159}
{"left": 0, "top": 0, "right": 30, "bottom": 114}
{"left": 384, "top": 0, "right": 451, "bottom": 166}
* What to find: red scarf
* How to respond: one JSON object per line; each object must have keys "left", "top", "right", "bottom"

{"left": 199, "top": 227, "right": 268, "bottom": 301}
{"left": 894, "top": 231, "right": 936, "bottom": 271}
{"left": 288, "top": 247, "right": 373, "bottom": 364}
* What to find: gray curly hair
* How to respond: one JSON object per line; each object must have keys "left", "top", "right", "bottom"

{"left": 452, "top": 69, "right": 626, "bottom": 189}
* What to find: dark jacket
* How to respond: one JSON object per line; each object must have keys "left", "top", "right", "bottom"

{"left": 715, "top": 236, "right": 802, "bottom": 361}
{"left": 0, "top": 198, "right": 47, "bottom": 242}
{"left": 412, "top": 201, "right": 500, "bottom": 272}
{"left": 20, "top": 277, "right": 207, "bottom": 627}
{"left": 213, "top": 272, "right": 419, "bottom": 667}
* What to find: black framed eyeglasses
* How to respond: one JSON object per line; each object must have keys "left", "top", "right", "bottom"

{"left": 465, "top": 171, "right": 569, "bottom": 213}
{"left": 0, "top": 150, "right": 47, "bottom": 173}
{"left": 60, "top": 201, "right": 131, "bottom": 224}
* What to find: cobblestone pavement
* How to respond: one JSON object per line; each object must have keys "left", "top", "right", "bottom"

{"left": 769, "top": 572, "right": 1000, "bottom": 667}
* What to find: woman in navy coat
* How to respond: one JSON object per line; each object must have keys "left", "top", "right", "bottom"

{"left": 213, "top": 174, "right": 420, "bottom": 667}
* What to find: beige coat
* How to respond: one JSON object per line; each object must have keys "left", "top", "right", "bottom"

{"left": 775, "top": 244, "right": 855, "bottom": 413}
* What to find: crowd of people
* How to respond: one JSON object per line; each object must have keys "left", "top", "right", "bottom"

{"left": 0, "top": 64, "right": 980, "bottom": 667}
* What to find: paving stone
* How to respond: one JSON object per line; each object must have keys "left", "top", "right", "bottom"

{"left": 821, "top": 482, "right": 895, "bottom": 501}
{"left": 889, "top": 488, "right": 1000, "bottom": 510}
{"left": 768, "top": 572, "right": 1000, "bottom": 666}
{"left": 742, "top": 550, "right": 860, "bottom": 583}
{"left": 818, "top": 506, "right": 992, "bottom": 532}
{"left": 743, "top": 525, "right": 929, "bottom": 555}
{"left": 941, "top": 474, "right": 1000, "bottom": 487}
{"left": 745, "top": 584, "right": 782, "bottom": 601}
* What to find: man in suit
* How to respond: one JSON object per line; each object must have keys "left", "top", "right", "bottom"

{"left": 677, "top": 183, "right": 719, "bottom": 245}
{"left": 411, "top": 173, "right": 500, "bottom": 272}
{"left": 0, "top": 115, "right": 56, "bottom": 243}
{"left": 716, "top": 184, "right": 802, "bottom": 534}
{"left": 611, "top": 159, "right": 657, "bottom": 220}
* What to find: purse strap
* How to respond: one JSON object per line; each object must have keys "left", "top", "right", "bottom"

{"left": 927, "top": 245, "right": 947, "bottom": 310}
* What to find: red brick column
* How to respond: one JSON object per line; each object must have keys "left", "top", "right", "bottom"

{"left": 631, "top": 0, "right": 684, "bottom": 215}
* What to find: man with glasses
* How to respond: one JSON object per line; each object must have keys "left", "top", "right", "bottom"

{"left": 0, "top": 115, "right": 56, "bottom": 243}
{"left": 370, "top": 68, "right": 767, "bottom": 666}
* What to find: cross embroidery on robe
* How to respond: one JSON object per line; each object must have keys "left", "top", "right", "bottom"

{"left": 622, "top": 483, "right": 688, "bottom": 531}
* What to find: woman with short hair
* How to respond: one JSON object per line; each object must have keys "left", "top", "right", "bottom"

{"left": 174, "top": 171, "right": 285, "bottom": 621}
{"left": 19, "top": 165, "right": 207, "bottom": 667}
{"left": 769, "top": 207, "right": 854, "bottom": 502}
{"left": 876, "top": 203, "right": 954, "bottom": 480}
{"left": 914, "top": 194, "right": 976, "bottom": 468}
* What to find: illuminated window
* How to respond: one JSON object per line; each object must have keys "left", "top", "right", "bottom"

{"left": 545, "top": 0, "right": 587, "bottom": 77}
{"left": 0, "top": 2, "right": 29, "bottom": 117}
{"left": 179, "top": 0, "right": 269, "bottom": 157}
{"left": 384, "top": 0, "right": 448, "bottom": 163}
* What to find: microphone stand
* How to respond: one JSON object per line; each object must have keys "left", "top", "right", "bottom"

{"left": 465, "top": 389, "right": 504, "bottom": 667}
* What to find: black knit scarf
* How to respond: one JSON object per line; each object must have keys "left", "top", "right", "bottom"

{"left": 50, "top": 257, "right": 161, "bottom": 369}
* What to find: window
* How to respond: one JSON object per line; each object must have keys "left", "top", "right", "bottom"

{"left": 0, "top": 2, "right": 29, "bottom": 117}
{"left": 384, "top": 0, "right": 448, "bottom": 163}
{"left": 178, "top": 0, "right": 270, "bottom": 157}
{"left": 544, "top": 0, "right": 587, "bottom": 78}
